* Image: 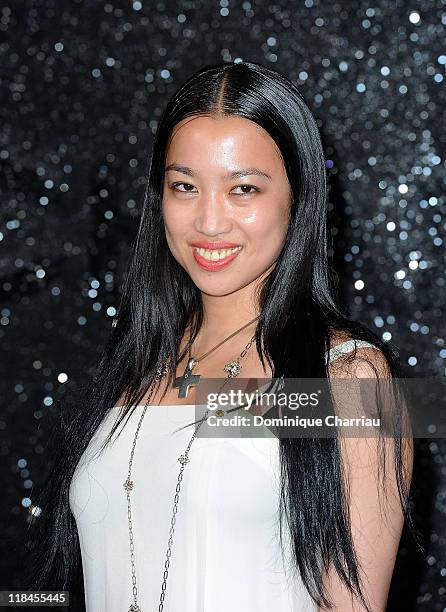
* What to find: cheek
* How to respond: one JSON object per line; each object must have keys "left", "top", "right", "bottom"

{"left": 162, "top": 210, "right": 185, "bottom": 260}
{"left": 162, "top": 203, "right": 188, "bottom": 239}
{"left": 241, "top": 208, "right": 289, "bottom": 252}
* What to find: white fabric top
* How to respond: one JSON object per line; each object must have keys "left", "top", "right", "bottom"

{"left": 69, "top": 340, "right": 377, "bottom": 611}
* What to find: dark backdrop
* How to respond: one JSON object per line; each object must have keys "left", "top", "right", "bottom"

{"left": 1, "top": 1, "right": 445, "bottom": 610}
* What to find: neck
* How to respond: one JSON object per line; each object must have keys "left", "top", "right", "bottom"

{"left": 192, "top": 267, "right": 272, "bottom": 350}
{"left": 200, "top": 292, "right": 259, "bottom": 340}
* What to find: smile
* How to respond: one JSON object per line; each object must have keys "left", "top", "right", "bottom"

{"left": 194, "top": 246, "right": 242, "bottom": 261}
{"left": 192, "top": 245, "right": 242, "bottom": 270}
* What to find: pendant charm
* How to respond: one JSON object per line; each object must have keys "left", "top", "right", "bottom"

{"left": 178, "top": 453, "right": 190, "bottom": 466}
{"left": 173, "top": 358, "right": 201, "bottom": 398}
{"left": 123, "top": 478, "right": 134, "bottom": 492}
{"left": 224, "top": 360, "right": 242, "bottom": 378}
{"left": 129, "top": 604, "right": 141, "bottom": 612}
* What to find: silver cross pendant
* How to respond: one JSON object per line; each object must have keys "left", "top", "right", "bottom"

{"left": 173, "top": 358, "right": 201, "bottom": 398}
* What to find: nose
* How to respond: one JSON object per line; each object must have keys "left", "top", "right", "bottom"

{"left": 193, "top": 191, "right": 233, "bottom": 236}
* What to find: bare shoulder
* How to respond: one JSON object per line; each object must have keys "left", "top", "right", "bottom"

{"left": 327, "top": 329, "right": 391, "bottom": 379}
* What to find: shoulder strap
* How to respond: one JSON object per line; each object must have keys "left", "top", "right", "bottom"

{"left": 324, "top": 339, "right": 379, "bottom": 366}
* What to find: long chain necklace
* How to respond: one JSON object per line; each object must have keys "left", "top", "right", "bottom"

{"left": 124, "top": 319, "right": 259, "bottom": 612}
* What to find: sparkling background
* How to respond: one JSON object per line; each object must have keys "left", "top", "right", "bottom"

{"left": 1, "top": 1, "right": 445, "bottom": 610}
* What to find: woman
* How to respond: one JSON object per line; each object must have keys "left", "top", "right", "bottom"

{"left": 27, "top": 61, "right": 419, "bottom": 611}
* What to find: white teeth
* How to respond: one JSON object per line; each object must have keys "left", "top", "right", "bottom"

{"left": 195, "top": 246, "right": 242, "bottom": 261}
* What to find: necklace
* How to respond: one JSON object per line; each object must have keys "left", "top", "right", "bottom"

{"left": 173, "top": 315, "right": 260, "bottom": 398}
{"left": 124, "top": 322, "right": 259, "bottom": 612}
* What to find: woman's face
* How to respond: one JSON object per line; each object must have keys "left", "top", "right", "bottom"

{"left": 162, "top": 115, "right": 292, "bottom": 297}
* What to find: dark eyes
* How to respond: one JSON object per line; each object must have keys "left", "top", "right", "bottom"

{"left": 169, "top": 182, "right": 260, "bottom": 196}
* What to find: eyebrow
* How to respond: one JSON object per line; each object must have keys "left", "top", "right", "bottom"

{"left": 165, "top": 163, "right": 272, "bottom": 181}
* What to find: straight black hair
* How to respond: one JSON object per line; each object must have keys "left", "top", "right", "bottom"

{"left": 25, "top": 61, "right": 423, "bottom": 610}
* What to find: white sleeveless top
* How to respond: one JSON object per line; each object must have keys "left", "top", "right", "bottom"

{"left": 69, "top": 340, "right": 377, "bottom": 611}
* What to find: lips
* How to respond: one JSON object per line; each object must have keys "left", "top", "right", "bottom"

{"left": 191, "top": 244, "right": 243, "bottom": 271}
{"left": 191, "top": 240, "right": 240, "bottom": 249}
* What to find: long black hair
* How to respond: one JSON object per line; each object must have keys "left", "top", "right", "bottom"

{"left": 25, "top": 61, "right": 422, "bottom": 610}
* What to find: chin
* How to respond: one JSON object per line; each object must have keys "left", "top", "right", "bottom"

{"left": 194, "top": 280, "right": 245, "bottom": 297}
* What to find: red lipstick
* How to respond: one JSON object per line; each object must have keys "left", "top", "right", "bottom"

{"left": 191, "top": 240, "right": 241, "bottom": 249}
{"left": 191, "top": 242, "right": 242, "bottom": 271}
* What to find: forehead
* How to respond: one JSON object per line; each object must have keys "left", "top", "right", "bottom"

{"left": 166, "top": 115, "right": 284, "bottom": 170}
